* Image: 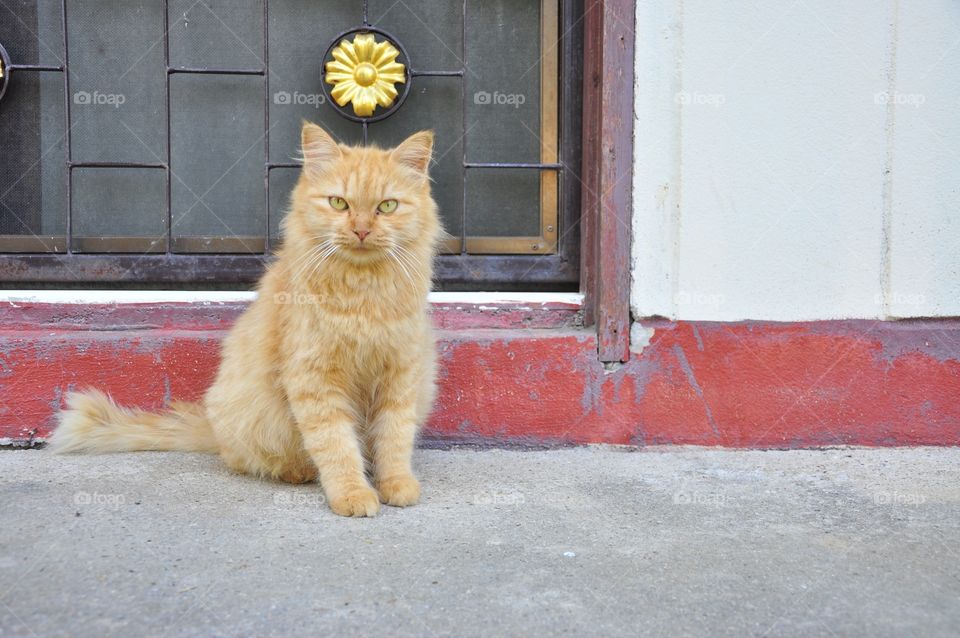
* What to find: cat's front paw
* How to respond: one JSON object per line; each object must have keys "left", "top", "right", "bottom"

{"left": 377, "top": 475, "right": 421, "bottom": 507}
{"left": 329, "top": 487, "right": 381, "bottom": 517}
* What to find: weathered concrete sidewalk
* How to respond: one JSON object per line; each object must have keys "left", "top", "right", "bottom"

{"left": 0, "top": 447, "right": 958, "bottom": 637}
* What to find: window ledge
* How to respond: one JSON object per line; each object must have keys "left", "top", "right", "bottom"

{"left": 0, "top": 291, "right": 584, "bottom": 331}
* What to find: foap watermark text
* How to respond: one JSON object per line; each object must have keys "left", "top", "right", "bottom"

{"left": 74, "top": 91, "right": 126, "bottom": 109}
{"left": 274, "top": 91, "right": 326, "bottom": 109}
{"left": 473, "top": 90, "right": 526, "bottom": 108}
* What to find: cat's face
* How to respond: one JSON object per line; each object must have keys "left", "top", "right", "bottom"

{"left": 289, "top": 123, "right": 439, "bottom": 265}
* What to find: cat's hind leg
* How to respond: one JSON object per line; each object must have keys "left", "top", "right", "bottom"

{"left": 208, "top": 384, "right": 317, "bottom": 484}
{"left": 275, "top": 451, "right": 318, "bottom": 484}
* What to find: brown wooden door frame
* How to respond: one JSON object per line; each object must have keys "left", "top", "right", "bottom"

{"left": 580, "top": 0, "right": 634, "bottom": 363}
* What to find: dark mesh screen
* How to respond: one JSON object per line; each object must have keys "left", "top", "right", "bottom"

{"left": 0, "top": 1, "right": 66, "bottom": 242}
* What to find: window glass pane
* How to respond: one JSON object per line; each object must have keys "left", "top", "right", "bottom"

{"left": 0, "top": 0, "right": 573, "bottom": 283}
{"left": 67, "top": 0, "right": 166, "bottom": 164}
{"left": 0, "top": 72, "right": 66, "bottom": 246}
{"left": 464, "top": 0, "right": 542, "bottom": 164}
{"left": 170, "top": 74, "right": 264, "bottom": 250}
{"left": 368, "top": 0, "right": 463, "bottom": 70}
{"left": 368, "top": 77, "right": 464, "bottom": 242}
{"left": 168, "top": 0, "right": 264, "bottom": 70}
{"left": 465, "top": 169, "right": 540, "bottom": 238}
{"left": 269, "top": 167, "right": 299, "bottom": 243}
{"left": 267, "top": 0, "right": 360, "bottom": 163}
{"left": 72, "top": 168, "right": 165, "bottom": 251}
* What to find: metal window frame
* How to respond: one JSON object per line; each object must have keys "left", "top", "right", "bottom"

{"left": 0, "top": 0, "right": 582, "bottom": 289}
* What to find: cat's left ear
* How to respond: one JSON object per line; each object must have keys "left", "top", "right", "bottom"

{"left": 392, "top": 130, "right": 434, "bottom": 176}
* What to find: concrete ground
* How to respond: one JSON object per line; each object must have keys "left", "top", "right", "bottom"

{"left": 0, "top": 447, "right": 958, "bottom": 637}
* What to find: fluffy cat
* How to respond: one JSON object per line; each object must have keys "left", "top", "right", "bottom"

{"left": 51, "top": 123, "right": 442, "bottom": 517}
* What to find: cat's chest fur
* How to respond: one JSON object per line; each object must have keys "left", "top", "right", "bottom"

{"left": 286, "top": 277, "right": 428, "bottom": 369}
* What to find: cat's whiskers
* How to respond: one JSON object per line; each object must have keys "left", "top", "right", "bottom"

{"left": 303, "top": 243, "right": 340, "bottom": 282}
{"left": 286, "top": 240, "right": 329, "bottom": 276}
{"left": 392, "top": 243, "right": 427, "bottom": 281}
{"left": 290, "top": 240, "right": 336, "bottom": 284}
{"left": 286, "top": 249, "right": 323, "bottom": 285}
{"left": 388, "top": 248, "right": 414, "bottom": 283}
{"left": 395, "top": 254, "right": 423, "bottom": 285}
{"left": 389, "top": 243, "right": 419, "bottom": 278}
{"left": 287, "top": 241, "right": 328, "bottom": 277}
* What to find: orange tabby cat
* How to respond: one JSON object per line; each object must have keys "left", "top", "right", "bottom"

{"left": 51, "top": 123, "right": 441, "bottom": 517}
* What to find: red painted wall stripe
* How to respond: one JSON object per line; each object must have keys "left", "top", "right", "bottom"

{"left": 1, "top": 315, "right": 958, "bottom": 447}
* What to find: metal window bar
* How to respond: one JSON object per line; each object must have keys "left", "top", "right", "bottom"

{"left": 0, "top": 0, "right": 578, "bottom": 287}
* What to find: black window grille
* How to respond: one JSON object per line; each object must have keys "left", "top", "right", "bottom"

{"left": 0, "top": 0, "right": 582, "bottom": 290}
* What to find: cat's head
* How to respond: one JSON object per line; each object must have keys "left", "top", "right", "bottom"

{"left": 287, "top": 122, "right": 441, "bottom": 265}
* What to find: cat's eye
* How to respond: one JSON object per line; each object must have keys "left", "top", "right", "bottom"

{"left": 329, "top": 196, "right": 349, "bottom": 211}
{"left": 377, "top": 199, "right": 398, "bottom": 214}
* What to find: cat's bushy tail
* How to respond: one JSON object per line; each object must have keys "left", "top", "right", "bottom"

{"left": 50, "top": 390, "right": 218, "bottom": 454}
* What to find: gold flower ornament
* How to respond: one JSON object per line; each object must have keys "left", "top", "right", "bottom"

{"left": 325, "top": 33, "right": 406, "bottom": 117}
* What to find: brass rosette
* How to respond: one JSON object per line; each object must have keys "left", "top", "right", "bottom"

{"left": 321, "top": 28, "right": 411, "bottom": 123}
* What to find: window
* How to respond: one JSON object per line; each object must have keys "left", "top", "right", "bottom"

{"left": 0, "top": 0, "right": 582, "bottom": 289}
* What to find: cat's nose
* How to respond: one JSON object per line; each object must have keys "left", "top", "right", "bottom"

{"left": 354, "top": 229, "right": 370, "bottom": 242}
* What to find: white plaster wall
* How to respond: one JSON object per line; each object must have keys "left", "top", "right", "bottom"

{"left": 632, "top": 0, "right": 960, "bottom": 321}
